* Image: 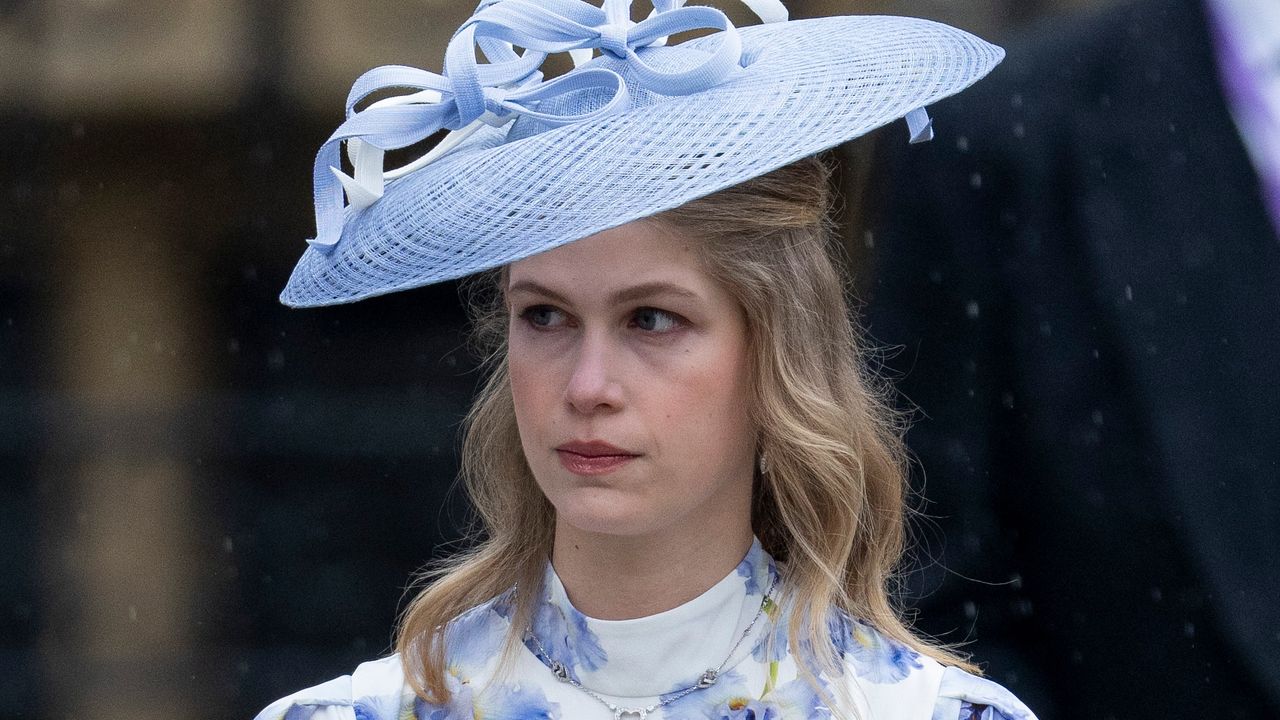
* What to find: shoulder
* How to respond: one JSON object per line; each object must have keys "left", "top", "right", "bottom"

{"left": 930, "top": 666, "right": 1038, "bottom": 720}
{"left": 253, "top": 596, "right": 514, "bottom": 720}
{"left": 831, "top": 617, "right": 1037, "bottom": 720}
{"left": 252, "top": 655, "right": 413, "bottom": 720}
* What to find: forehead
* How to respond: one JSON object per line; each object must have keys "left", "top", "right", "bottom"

{"left": 506, "top": 220, "right": 714, "bottom": 299}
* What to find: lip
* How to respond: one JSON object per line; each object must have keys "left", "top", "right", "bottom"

{"left": 556, "top": 440, "right": 636, "bottom": 456}
{"left": 555, "top": 440, "right": 640, "bottom": 476}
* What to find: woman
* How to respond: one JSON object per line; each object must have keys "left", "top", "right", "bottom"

{"left": 259, "top": 1, "right": 1032, "bottom": 718}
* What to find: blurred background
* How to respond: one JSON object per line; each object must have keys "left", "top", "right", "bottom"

{"left": 8, "top": 0, "right": 1277, "bottom": 718}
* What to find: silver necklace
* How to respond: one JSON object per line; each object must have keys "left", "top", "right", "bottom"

{"left": 524, "top": 578, "right": 776, "bottom": 720}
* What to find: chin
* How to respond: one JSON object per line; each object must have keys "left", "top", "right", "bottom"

{"left": 550, "top": 490, "right": 666, "bottom": 538}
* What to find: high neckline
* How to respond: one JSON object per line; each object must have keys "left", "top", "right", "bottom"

{"left": 524, "top": 537, "right": 778, "bottom": 699}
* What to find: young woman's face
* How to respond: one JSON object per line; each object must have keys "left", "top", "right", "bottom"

{"left": 506, "top": 220, "right": 756, "bottom": 542}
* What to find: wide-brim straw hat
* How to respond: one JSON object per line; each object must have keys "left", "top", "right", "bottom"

{"left": 281, "top": 0, "right": 1003, "bottom": 307}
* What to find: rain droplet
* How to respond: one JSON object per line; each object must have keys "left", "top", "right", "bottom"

{"left": 956, "top": 135, "right": 970, "bottom": 152}
{"left": 1012, "top": 123, "right": 1026, "bottom": 139}
{"left": 223, "top": 536, "right": 235, "bottom": 553}
{"left": 969, "top": 172, "right": 983, "bottom": 189}
{"left": 863, "top": 231, "right": 875, "bottom": 249}
{"left": 965, "top": 301, "right": 980, "bottom": 319}
{"left": 128, "top": 606, "right": 138, "bottom": 622}
{"left": 1124, "top": 285, "right": 1134, "bottom": 301}
{"left": 1091, "top": 410, "right": 1104, "bottom": 426}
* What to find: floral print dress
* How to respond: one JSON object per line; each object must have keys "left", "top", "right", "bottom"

{"left": 257, "top": 540, "right": 1036, "bottom": 720}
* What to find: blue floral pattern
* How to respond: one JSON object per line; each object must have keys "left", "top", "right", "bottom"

{"left": 410, "top": 598, "right": 561, "bottom": 720}
{"left": 445, "top": 598, "right": 510, "bottom": 667}
{"left": 351, "top": 691, "right": 406, "bottom": 720}
{"left": 827, "top": 611, "right": 923, "bottom": 683}
{"left": 749, "top": 595, "right": 789, "bottom": 664}
{"left": 256, "top": 538, "right": 1035, "bottom": 720}
{"left": 415, "top": 680, "right": 560, "bottom": 720}
{"left": 663, "top": 670, "right": 830, "bottom": 720}
{"left": 735, "top": 545, "right": 774, "bottom": 597}
{"left": 508, "top": 573, "right": 609, "bottom": 683}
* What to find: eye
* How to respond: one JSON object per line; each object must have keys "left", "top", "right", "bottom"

{"left": 630, "top": 307, "right": 682, "bottom": 333}
{"left": 518, "top": 305, "right": 568, "bottom": 329}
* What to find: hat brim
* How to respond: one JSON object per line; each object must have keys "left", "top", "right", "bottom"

{"left": 281, "top": 15, "right": 1003, "bottom": 307}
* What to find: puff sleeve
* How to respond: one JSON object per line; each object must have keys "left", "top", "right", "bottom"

{"left": 931, "top": 666, "right": 1039, "bottom": 720}
{"left": 253, "top": 656, "right": 409, "bottom": 720}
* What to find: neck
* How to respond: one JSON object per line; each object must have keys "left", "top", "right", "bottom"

{"left": 550, "top": 522, "right": 754, "bottom": 620}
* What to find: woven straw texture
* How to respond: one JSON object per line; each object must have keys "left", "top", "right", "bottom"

{"left": 281, "top": 16, "right": 1003, "bottom": 307}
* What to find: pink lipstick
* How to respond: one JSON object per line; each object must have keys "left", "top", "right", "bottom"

{"left": 555, "top": 440, "right": 639, "bottom": 476}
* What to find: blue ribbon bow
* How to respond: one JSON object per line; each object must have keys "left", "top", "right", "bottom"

{"left": 307, "top": 0, "right": 789, "bottom": 253}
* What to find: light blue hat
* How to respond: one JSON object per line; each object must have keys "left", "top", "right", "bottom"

{"left": 281, "top": 0, "right": 1003, "bottom": 307}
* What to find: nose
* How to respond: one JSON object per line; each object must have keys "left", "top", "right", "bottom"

{"left": 564, "top": 330, "right": 624, "bottom": 415}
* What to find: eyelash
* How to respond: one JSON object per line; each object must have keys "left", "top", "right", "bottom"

{"left": 517, "top": 305, "right": 562, "bottom": 328}
{"left": 516, "top": 305, "right": 685, "bottom": 333}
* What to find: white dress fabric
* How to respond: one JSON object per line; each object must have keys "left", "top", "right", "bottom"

{"left": 256, "top": 539, "right": 1036, "bottom": 720}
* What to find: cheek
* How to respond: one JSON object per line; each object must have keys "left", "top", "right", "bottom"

{"left": 507, "top": 340, "right": 585, "bottom": 466}
{"left": 507, "top": 342, "right": 552, "bottom": 436}
{"left": 510, "top": 362, "right": 546, "bottom": 417}
{"left": 661, "top": 342, "right": 754, "bottom": 448}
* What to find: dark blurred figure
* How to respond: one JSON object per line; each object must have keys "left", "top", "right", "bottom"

{"left": 865, "top": 0, "right": 1280, "bottom": 718}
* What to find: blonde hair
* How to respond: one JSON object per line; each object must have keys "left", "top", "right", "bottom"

{"left": 395, "top": 153, "right": 976, "bottom": 708}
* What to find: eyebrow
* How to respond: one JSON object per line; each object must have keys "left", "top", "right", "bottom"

{"left": 506, "top": 279, "right": 701, "bottom": 306}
